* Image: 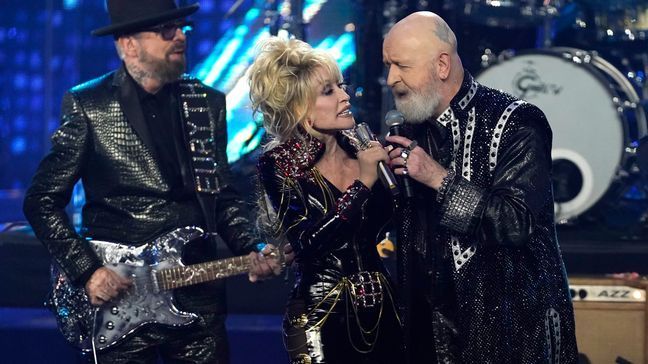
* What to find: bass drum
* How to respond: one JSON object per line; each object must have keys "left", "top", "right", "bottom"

{"left": 476, "top": 48, "right": 647, "bottom": 223}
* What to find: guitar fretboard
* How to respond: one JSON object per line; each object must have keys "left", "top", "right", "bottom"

{"left": 156, "top": 255, "right": 250, "bottom": 290}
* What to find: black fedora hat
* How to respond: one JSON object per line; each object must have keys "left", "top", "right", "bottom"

{"left": 92, "top": 0, "right": 199, "bottom": 37}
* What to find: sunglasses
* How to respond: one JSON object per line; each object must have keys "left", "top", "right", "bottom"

{"left": 141, "top": 20, "right": 194, "bottom": 41}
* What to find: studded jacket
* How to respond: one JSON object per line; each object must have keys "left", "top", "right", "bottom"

{"left": 23, "top": 65, "right": 258, "bottom": 314}
{"left": 401, "top": 71, "right": 578, "bottom": 363}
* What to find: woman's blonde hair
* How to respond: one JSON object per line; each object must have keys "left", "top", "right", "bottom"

{"left": 248, "top": 37, "right": 342, "bottom": 150}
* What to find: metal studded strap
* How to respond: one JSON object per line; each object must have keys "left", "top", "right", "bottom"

{"left": 489, "top": 100, "right": 526, "bottom": 173}
{"left": 545, "top": 307, "right": 562, "bottom": 364}
{"left": 458, "top": 79, "right": 478, "bottom": 110}
{"left": 178, "top": 79, "right": 221, "bottom": 194}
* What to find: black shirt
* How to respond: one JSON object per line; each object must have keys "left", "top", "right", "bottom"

{"left": 129, "top": 73, "right": 192, "bottom": 199}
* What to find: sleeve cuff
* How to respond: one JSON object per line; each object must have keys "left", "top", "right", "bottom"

{"left": 438, "top": 176, "right": 486, "bottom": 235}
{"left": 71, "top": 260, "right": 103, "bottom": 288}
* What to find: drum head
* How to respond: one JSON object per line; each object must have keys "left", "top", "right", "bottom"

{"left": 476, "top": 50, "right": 625, "bottom": 222}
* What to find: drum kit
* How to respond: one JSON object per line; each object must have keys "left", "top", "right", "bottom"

{"left": 460, "top": 0, "right": 648, "bottom": 235}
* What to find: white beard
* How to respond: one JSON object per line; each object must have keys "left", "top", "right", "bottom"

{"left": 394, "top": 81, "right": 441, "bottom": 124}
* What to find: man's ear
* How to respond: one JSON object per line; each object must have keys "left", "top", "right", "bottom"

{"left": 117, "top": 36, "right": 138, "bottom": 59}
{"left": 437, "top": 52, "right": 451, "bottom": 80}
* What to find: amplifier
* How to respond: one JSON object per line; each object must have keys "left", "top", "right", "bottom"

{"left": 569, "top": 276, "right": 648, "bottom": 364}
{"left": 570, "top": 283, "right": 646, "bottom": 303}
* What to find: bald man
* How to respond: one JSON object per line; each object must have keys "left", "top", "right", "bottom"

{"left": 383, "top": 12, "right": 577, "bottom": 363}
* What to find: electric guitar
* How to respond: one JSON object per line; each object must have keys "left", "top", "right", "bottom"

{"left": 47, "top": 226, "right": 274, "bottom": 352}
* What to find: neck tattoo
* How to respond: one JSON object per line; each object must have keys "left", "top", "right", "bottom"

{"left": 126, "top": 62, "right": 163, "bottom": 93}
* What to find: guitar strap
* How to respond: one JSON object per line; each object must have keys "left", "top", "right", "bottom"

{"left": 177, "top": 78, "right": 221, "bottom": 236}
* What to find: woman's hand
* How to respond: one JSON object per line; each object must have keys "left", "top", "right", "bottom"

{"left": 248, "top": 244, "right": 283, "bottom": 282}
{"left": 357, "top": 141, "right": 389, "bottom": 188}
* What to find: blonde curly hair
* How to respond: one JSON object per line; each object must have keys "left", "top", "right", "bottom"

{"left": 248, "top": 37, "right": 342, "bottom": 150}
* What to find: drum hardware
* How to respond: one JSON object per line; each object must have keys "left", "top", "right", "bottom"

{"left": 480, "top": 49, "right": 498, "bottom": 68}
{"left": 462, "top": 0, "right": 563, "bottom": 29}
{"left": 638, "top": 136, "right": 648, "bottom": 182}
{"left": 563, "top": 0, "right": 648, "bottom": 43}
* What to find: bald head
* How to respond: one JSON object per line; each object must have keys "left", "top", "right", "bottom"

{"left": 383, "top": 12, "right": 463, "bottom": 121}
{"left": 387, "top": 11, "right": 458, "bottom": 57}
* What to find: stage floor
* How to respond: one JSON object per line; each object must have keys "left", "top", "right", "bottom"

{"left": 0, "top": 308, "right": 285, "bottom": 363}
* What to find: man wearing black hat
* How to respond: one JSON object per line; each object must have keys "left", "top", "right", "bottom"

{"left": 23, "top": 0, "right": 280, "bottom": 363}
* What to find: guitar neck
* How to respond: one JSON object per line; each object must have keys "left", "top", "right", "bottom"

{"left": 156, "top": 255, "right": 251, "bottom": 290}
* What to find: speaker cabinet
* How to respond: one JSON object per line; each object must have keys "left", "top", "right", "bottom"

{"left": 569, "top": 276, "right": 648, "bottom": 364}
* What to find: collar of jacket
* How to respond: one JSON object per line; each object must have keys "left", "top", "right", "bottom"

{"left": 436, "top": 70, "right": 479, "bottom": 126}
{"left": 268, "top": 128, "right": 325, "bottom": 180}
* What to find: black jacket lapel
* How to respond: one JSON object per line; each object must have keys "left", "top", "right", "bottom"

{"left": 113, "top": 65, "right": 157, "bottom": 156}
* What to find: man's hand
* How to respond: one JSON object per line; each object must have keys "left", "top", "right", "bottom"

{"left": 385, "top": 135, "right": 448, "bottom": 190}
{"left": 85, "top": 267, "right": 132, "bottom": 306}
{"left": 248, "top": 244, "right": 283, "bottom": 282}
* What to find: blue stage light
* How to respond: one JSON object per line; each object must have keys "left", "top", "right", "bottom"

{"left": 63, "top": 0, "right": 80, "bottom": 11}
{"left": 202, "top": 0, "right": 216, "bottom": 12}
{"left": 30, "top": 97, "right": 43, "bottom": 112}
{"left": 13, "top": 73, "right": 27, "bottom": 90}
{"left": 13, "top": 116, "right": 26, "bottom": 132}
{"left": 194, "top": 8, "right": 261, "bottom": 84}
{"left": 31, "top": 76, "right": 43, "bottom": 91}
{"left": 11, "top": 137, "right": 26, "bottom": 155}
{"left": 30, "top": 52, "right": 42, "bottom": 69}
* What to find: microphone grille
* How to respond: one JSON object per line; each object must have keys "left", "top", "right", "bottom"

{"left": 385, "top": 110, "right": 405, "bottom": 127}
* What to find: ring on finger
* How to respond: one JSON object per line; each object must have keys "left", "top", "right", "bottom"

{"left": 400, "top": 148, "right": 410, "bottom": 160}
{"left": 402, "top": 168, "right": 409, "bottom": 175}
{"left": 406, "top": 140, "right": 418, "bottom": 151}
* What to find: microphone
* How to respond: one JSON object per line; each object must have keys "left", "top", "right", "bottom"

{"left": 385, "top": 110, "right": 414, "bottom": 198}
{"left": 355, "top": 122, "right": 400, "bottom": 197}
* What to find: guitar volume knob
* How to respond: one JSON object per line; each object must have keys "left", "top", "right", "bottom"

{"left": 110, "top": 307, "right": 119, "bottom": 315}
{"left": 106, "top": 321, "right": 114, "bottom": 330}
{"left": 98, "top": 335, "right": 107, "bottom": 344}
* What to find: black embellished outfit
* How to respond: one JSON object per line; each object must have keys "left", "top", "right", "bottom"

{"left": 23, "top": 65, "right": 259, "bottom": 364}
{"left": 257, "top": 133, "right": 403, "bottom": 364}
{"left": 398, "top": 71, "right": 578, "bottom": 363}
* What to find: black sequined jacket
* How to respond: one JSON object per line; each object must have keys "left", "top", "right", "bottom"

{"left": 23, "top": 65, "right": 258, "bottom": 313}
{"left": 403, "top": 71, "right": 578, "bottom": 363}
{"left": 257, "top": 133, "right": 394, "bottom": 304}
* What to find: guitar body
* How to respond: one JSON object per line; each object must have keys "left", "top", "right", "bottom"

{"left": 47, "top": 226, "right": 205, "bottom": 352}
